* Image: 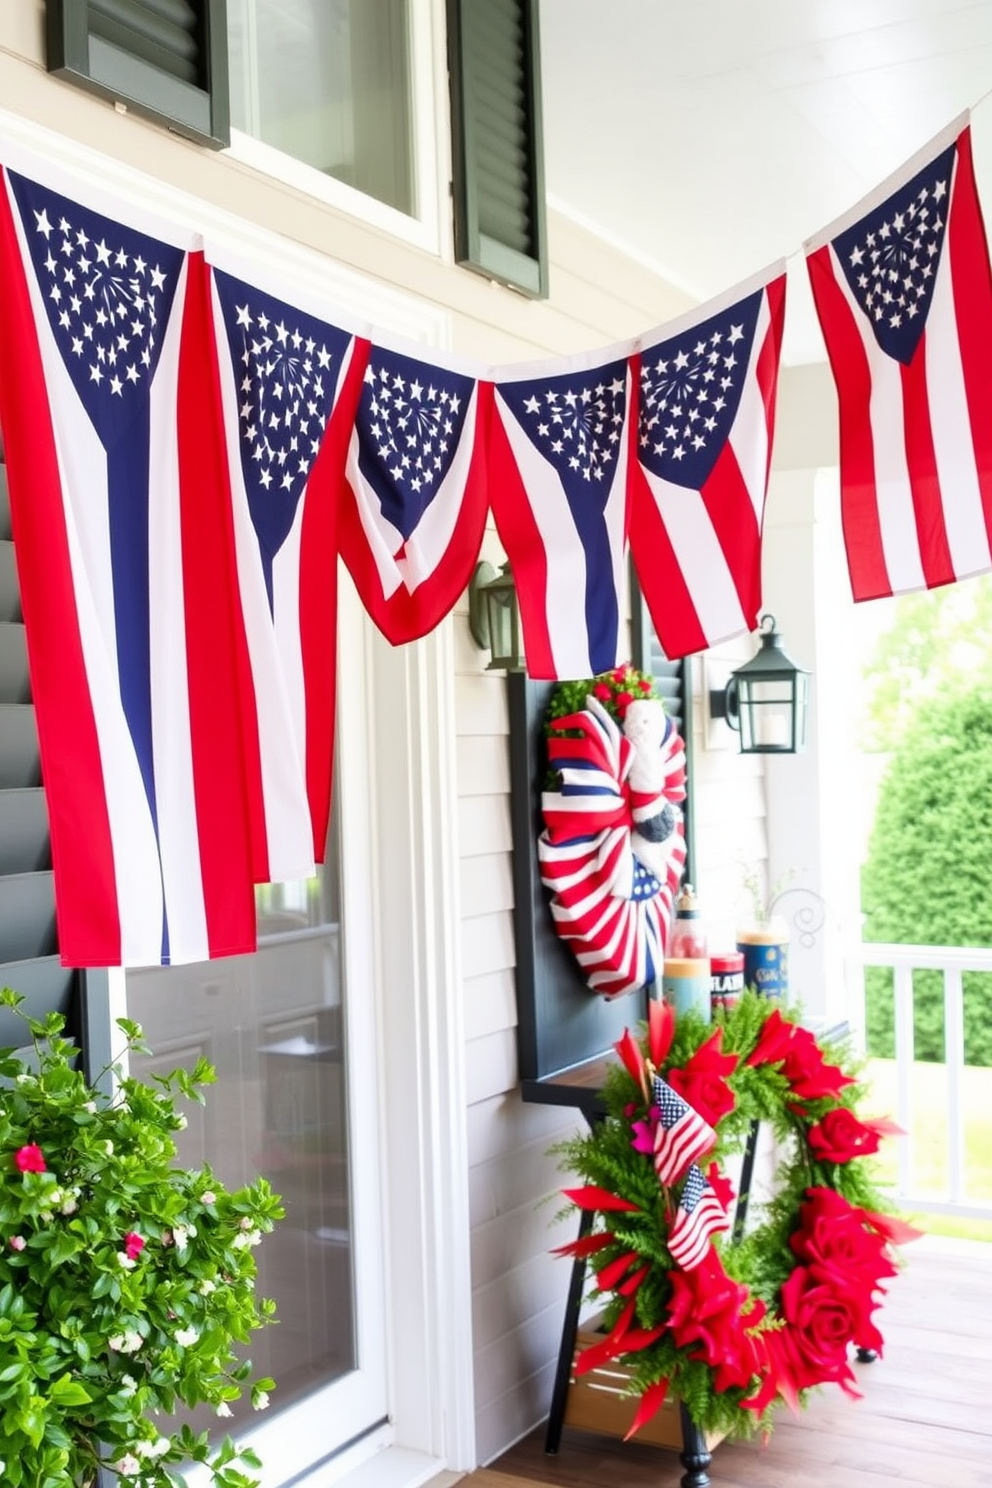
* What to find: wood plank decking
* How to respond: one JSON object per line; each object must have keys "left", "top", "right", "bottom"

{"left": 473, "top": 1236, "right": 992, "bottom": 1488}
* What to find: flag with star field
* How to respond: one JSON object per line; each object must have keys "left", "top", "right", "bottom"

{"left": 628, "top": 266, "right": 786, "bottom": 660}
{"left": 207, "top": 255, "right": 370, "bottom": 862}
{"left": 336, "top": 342, "right": 491, "bottom": 644}
{"left": 489, "top": 348, "right": 633, "bottom": 680}
{"left": 807, "top": 117, "right": 992, "bottom": 602}
{"left": 0, "top": 163, "right": 258, "bottom": 967}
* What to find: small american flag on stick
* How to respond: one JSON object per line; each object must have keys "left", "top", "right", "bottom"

{"left": 652, "top": 1074, "right": 716, "bottom": 1186}
{"left": 668, "top": 1163, "right": 730, "bottom": 1271}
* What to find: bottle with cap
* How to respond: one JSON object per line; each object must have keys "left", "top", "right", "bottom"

{"left": 737, "top": 909, "right": 789, "bottom": 1000}
{"left": 662, "top": 884, "right": 710, "bottom": 1022}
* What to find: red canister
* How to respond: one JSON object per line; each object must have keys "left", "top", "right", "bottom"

{"left": 710, "top": 952, "right": 745, "bottom": 1014}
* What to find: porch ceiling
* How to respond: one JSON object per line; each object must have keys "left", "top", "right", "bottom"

{"left": 539, "top": 0, "right": 992, "bottom": 362}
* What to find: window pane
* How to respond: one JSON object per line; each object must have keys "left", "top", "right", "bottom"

{"left": 126, "top": 821, "right": 354, "bottom": 1426}
{"left": 228, "top": 0, "right": 415, "bottom": 216}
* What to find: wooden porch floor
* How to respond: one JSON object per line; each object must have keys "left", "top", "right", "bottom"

{"left": 473, "top": 1236, "right": 992, "bottom": 1488}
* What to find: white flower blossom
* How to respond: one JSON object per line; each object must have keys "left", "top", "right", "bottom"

{"left": 174, "top": 1326, "right": 199, "bottom": 1348}
{"left": 60, "top": 1193, "right": 78, "bottom": 1216}
{"left": 215, "top": 1402, "right": 233, "bottom": 1418}
{"left": 198, "top": 1278, "right": 216, "bottom": 1296}
{"left": 232, "top": 1227, "right": 262, "bottom": 1250}
{"left": 253, "top": 1391, "right": 270, "bottom": 1411}
{"left": 175, "top": 1115, "right": 188, "bottom": 1130}
{"left": 109, "top": 1330, "right": 143, "bottom": 1355}
{"left": 83, "top": 1100, "right": 97, "bottom": 1114}
{"left": 8, "top": 1235, "right": 26, "bottom": 1252}
{"left": 200, "top": 1190, "right": 217, "bottom": 1206}
{"left": 118, "top": 1252, "right": 137, "bottom": 1270}
{"left": 15, "top": 1073, "right": 31, "bottom": 1085}
{"left": 172, "top": 1224, "right": 191, "bottom": 1252}
{"left": 135, "top": 1435, "right": 170, "bottom": 1459}
{"left": 38, "top": 1211, "right": 53, "bottom": 1225}
{"left": 239, "top": 1216, "right": 254, "bottom": 1230}
{"left": 112, "top": 1454, "right": 140, "bottom": 1477}
{"left": 119, "top": 1374, "right": 138, "bottom": 1397}
{"left": 102, "top": 1140, "right": 114, "bottom": 1156}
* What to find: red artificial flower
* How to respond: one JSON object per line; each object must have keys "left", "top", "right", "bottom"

{"left": 592, "top": 682, "right": 612, "bottom": 701}
{"left": 667, "top": 1028, "right": 738, "bottom": 1127}
{"left": 615, "top": 690, "right": 635, "bottom": 714}
{"left": 615, "top": 1027, "right": 648, "bottom": 1100}
{"left": 14, "top": 1145, "right": 46, "bottom": 1174}
{"left": 781, "top": 1030, "right": 857, "bottom": 1103}
{"left": 667, "top": 1249, "right": 763, "bottom": 1392}
{"left": 638, "top": 678, "right": 653, "bottom": 693}
{"left": 745, "top": 1008, "right": 796, "bottom": 1068}
{"left": 807, "top": 1107, "right": 895, "bottom": 1164}
{"left": 123, "top": 1231, "right": 146, "bottom": 1261}
{"left": 648, "top": 998, "right": 675, "bottom": 1069}
{"left": 705, "top": 1161, "right": 736, "bottom": 1213}
{"left": 790, "top": 1188, "right": 897, "bottom": 1306}
{"left": 778, "top": 1265, "right": 864, "bottom": 1395}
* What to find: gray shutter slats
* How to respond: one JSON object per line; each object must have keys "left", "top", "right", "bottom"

{"left": 0, "top": 791, "right": 51, "bottom": 875}
{"left": 89, "top": 2, "right": 200, "bottom": 86}
{"left": 0, "top": 706, "right": 41, "bottom": 789}
{"left": 46, "top": 0, "right": 230, "bottom": 150}
{"left": 0, "top": 544, "right": 21, "bottom": 623}
{"left": 0, "top": 625, "right": 30, "bottom": 705}
{"left": 0, "top": 873, "right": 58, "bottom": 963}
{"left": 0, "top": 958, "right": 74, "bottom": 1035}
{"left": 448, "top": 0, "right": 548, "bottom": 297}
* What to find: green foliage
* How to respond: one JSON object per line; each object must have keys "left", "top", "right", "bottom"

{"left": 860, "top": 685, "right": 992, "bottom": 1065}
{"left": 0, "top": 990, "right": 283, "bottom": 1488}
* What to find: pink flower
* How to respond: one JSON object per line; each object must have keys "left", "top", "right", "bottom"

{"left": 8, "top": 1235, "right": 26, "bottom": 1252}
{"left": 14, "top": 1145, "right": 45, "bottom": 1174}
{"left": 123, "top": 1231, "right": 145, "bottom": 1261}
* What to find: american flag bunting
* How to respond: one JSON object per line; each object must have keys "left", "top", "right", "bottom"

{"left": 806, "top": 115, "right": 992, "bottom": 601}
{"left": 668, "top": 1162, "right": 731, "bottom": 1271}
{"left": 652, "top": 1074, "right": 717, "bottom": 1187}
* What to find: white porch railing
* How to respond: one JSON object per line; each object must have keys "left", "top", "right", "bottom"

{"left": 845, "top": 943, "right": 992, "bottom": 1222}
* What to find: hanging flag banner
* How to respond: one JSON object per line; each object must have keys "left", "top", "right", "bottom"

{"left": 628, "top": 264, "right": 787, "bottom": 660}
{"left": 336, "top": 338, "right": 491, "bottom": 644}
{"left": 0, "top": 153, "right": 258, "bottom": 967}
{"left": 206, "top": 244, "right": 371, "bottom": 863}
{"left": 806, "top": 114, "right": 992, "bottom": 602}
{"left": 489, "top": 343, "right": 634, "bottom": 681}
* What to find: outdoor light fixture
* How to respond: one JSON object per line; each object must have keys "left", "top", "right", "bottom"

{"left": 710, "top": 614, "right": 810, "bottom": 754}
{"left": 468, "top": 560, "right": 527, "bottom": 672}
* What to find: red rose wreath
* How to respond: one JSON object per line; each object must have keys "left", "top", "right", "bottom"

{"left": 555, "top": 995, "right": 916, "bottom": 1442}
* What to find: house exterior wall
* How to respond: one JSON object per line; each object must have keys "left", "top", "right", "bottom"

{"left": 0, "top": 5, "right": 838, "bottom": 1471}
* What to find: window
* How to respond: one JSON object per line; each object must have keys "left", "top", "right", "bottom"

{"left": 227, "top": 0, "right": 415, "bottom": 217}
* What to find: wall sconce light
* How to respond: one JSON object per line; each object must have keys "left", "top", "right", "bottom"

{"left": 468, "top": 560, "right": 527, "bottom": 672}
{"left": 710, "top": 614, "right": 810, "bottom": 754}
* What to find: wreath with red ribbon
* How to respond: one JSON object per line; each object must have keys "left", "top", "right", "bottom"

{"left": 538, "top": 666, "right": 687, "bottom": 999}
{"left": 554, "top": 994, "right": 917, "bottom": 1442}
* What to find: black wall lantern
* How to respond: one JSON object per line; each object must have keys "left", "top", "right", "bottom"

{"left": 468, "top": 560, "right": 527, "bottom": 672}
{"left": 710, "top": 614, "right": 809, "bottom": 754}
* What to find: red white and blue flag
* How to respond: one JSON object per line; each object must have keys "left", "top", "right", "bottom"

{"left": 336, "top": 340, "right": 490, "bottom": 644}
{"left": 668, "top": 1162, "right": 731, "bottom": 1271}
{"left": 489, "top": 347, "right": 634, "bottom": 680}
{"left": 538, "top": 698, "right": 685, "bottom": 999}
{"left": 629, "top": 266, "right": 786, "bottom": 659}
{"left": 0, "top": 157, "right": 257, "bottom": 966}
{"left": 651, "top": 1076, "right": 716, "bottom": 1188}
{"left": 206, "top": 249, "right": 370, "bottom": 862}
{"left": 806, "top": 117, "right": 992, "bottom": 601}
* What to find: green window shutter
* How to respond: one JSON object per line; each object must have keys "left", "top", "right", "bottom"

{"left": 46, "top": 0, "right": 230, "bottom": 150}
{"left": 447, "top": 0, "right": 548, "bottom": 298}
{"left": 630, "top": 574, "right": 697, "bottom": 888}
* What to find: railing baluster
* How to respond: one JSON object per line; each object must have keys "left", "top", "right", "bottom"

{"left": 943, "top": 967, "right": 965, "bottom": 1206}
{"left": 892, "top": 964, "right": 915, "bottom": 1200}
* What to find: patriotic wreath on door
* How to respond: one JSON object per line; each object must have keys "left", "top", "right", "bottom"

{"left": 554, "top": 996, "right": 915, "bottom": 1442}
{"left": 538, "top": 666, "right": 687, "bottom": 998}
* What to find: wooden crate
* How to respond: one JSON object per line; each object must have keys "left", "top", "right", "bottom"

{"left": 564, "top": 1314, "right": 725, "bottom": 1452}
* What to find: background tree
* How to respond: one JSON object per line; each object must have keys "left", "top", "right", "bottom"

{"left": 861, "top": 682, "right": 992, "bottom": 1066}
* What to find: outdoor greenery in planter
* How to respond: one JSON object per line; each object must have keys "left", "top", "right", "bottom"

{"left": 0, "top": 989, "right": 283, "bottom": 1488}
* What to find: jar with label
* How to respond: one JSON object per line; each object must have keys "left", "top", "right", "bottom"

{"left": 737, "top": 913, "right": 789, "bottom": 1000}
{"left": 710, "top": 951, "right": 745, "bottom": 1014}
{"left": 663, "top": 885, "right": 710, "bottom": 1020}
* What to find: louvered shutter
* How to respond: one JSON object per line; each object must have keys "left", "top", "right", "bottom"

{"left": 630, "top": 576, "right": 697, "bottom": 887}
{"left": 447, "top": 0, "right": 548, "bottom": 298}
{"left": 46, "top": 0, "right": 230, "bottom": 150}
{"left": 0, "top": 460, "right": 81, "bottom": 1053}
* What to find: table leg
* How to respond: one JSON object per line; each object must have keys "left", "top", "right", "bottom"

{"left": 678, "top": 1402, "right": 711, "bottom": 1488}
{"left": 544, "top": 1206, "right": 594, "bottom": 1454}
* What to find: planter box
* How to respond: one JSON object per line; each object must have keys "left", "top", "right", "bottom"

{"left": 564, "top": 1313, "right": 726, "bottom": 1452}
